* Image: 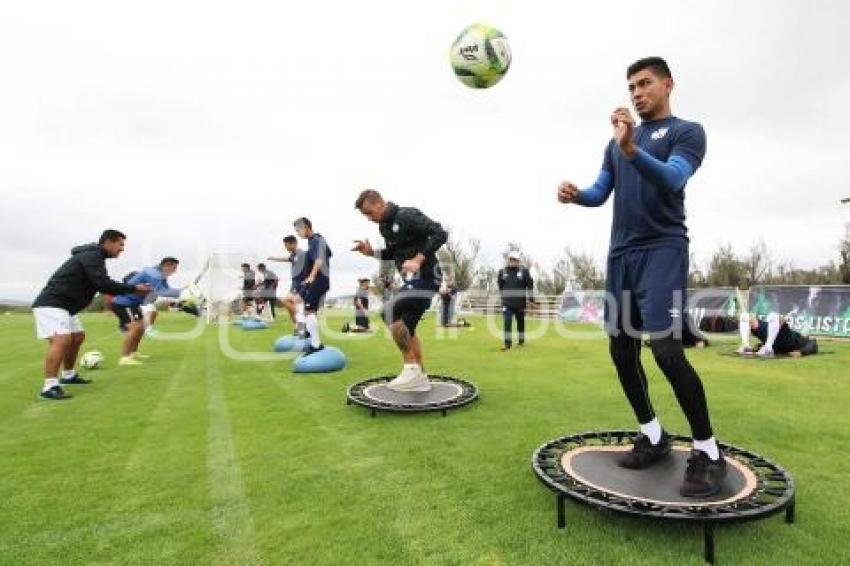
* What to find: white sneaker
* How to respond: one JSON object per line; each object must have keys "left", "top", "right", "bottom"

{"left": 119, "top": 356, "right": 143, "bottom": 366}
{"left": 145, "top": 327, "right": 159, "bottom": 338}
{"left": 387, "top": 365, "right": 431, "bottom": 392}
{"left": 755, "top": 346, "right": 774, "bottom": 358}
{"left": 737, "top": 345, "right": 755, "bottom": 355}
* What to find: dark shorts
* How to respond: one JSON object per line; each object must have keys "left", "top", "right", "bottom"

{"left": 386, "top": 276, "right": 438, "bottom": 335}
{"left": 605, "top": 246, "right": 688, "bottom": 336}
{"left": 298, "top": 278, "right": 329, "bottom": 312}
{"left": 111, "top": 303, "right": 143, "bottom": 329}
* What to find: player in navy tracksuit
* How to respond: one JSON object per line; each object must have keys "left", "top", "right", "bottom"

{"left": 294, "top": 217, "right": 332, "bottom": 356}
{"left": 558, "top": 57, "right": 725, "bottom": 497}
{"left": 352, "top": 189, "right": 448, "bottom": 392}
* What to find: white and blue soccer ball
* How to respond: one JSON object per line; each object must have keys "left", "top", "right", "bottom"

{"left": 179, "top": 284, "right": 203, "bottom": 306}
{"left": 80, "top": 351, "right": 105, "bottom": 370}
{"left": 449, "top": 23, "right": 511, "bottom": 89}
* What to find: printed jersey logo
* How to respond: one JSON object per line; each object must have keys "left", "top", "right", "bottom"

{"left": 651, "top": 127, "right": 669, "bottom": 141}
{"left": 392, "top": 223, "right": 400, "bottom": 233}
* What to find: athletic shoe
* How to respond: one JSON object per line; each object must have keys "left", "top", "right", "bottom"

{"left": 59, "top": 374, "right": 91, "bottom": 385}
{"left": 619, "top": 431, "right": 672, "bottom": 469}
{"left": 736, "top": 345, "right": 755, "bottom": 355}
{"left": 302, "top": 344, "right": 325, "bottom": 357}
{"left": 118, "top": 356, "right": 143, "bottom": 366}
{"left": 681, "top": 450, "right": 728, "bottom": 498}
{"left": 132, "top": 352, "right": 151, "bottom": 360}
{"left": 755, "top": 346, "right": 775, "bottom": 358}
{"left": 501, "top": 345, "right": 511, "bottom": 352}
{"left": 40, "top": 385, "right": 72, "bottom": 400}
{"left": 387, "top": 366, "right": 431, "bottom": 392}
{"left": 144, "top": 327, "right": 159, "bottom": 338}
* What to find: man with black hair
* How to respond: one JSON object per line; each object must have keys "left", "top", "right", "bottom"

{"left": 294, "top": 217, "right": 332, "bottom": 355}
{"left": 111, "top": 257, "right": 183, "bottom": 366}
{"left": 353, "top": 189, "right": 448, "bottom": 392}
{"left": 32, "top": 230, "right": 151, "bottom": 399}
{"left": 256, "top": 263, "right": 279, "bottom": 320}
{"left": 269, "top": 235, "right": 307, "bottom": 331}
{"left": 240, "top": 263, "right": 257, "bottom": 317}
{"left": 497, "top": 251, "right": 535, "bottom": 350}
{"left": 557, "top": 57, "right": 725, "bottom": 497}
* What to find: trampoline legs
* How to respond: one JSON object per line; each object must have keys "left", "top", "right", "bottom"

{"left": 557, "top": 494, "right": 566, "bottom": 529}
{"left": 786, "top": 499, "right": 796, "bottom": 524}
{"left": 703, "top": 524, "right": 715, "bottom": 564}
{"left": 442, "top": 409, "right": 447, "bottom": 417}
{"left": 370, "top": 409, "right": 377, "bottom": 418}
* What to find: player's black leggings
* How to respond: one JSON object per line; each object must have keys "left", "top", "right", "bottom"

{"left": 609, "top": 334, "right": 713, "bottom": 440}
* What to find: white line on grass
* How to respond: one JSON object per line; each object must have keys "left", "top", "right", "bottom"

{"left": 206, "top": 340, "right": 263, "bottom": 565}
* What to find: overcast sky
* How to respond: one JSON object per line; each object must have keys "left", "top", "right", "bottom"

{"left": 1, "top": 0, "right": 849, "bottom": 300}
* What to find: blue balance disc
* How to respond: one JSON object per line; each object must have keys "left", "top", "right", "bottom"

{"left": 273, "top": 335, "right": 309, "bottom": 353}
{"left": 293, "top": 346, "right": 346, "bottom": 373}
{"left": 242, "top": 319, "right": 268, "bottom": 330}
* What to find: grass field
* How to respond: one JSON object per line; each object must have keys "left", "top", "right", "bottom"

{"left": 1, "top": 310, "right": 849, "bottom": 565}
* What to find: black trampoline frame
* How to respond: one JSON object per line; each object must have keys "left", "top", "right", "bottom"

{"left": 346, "top": 374, "right": 479, "bottom": 417}
{"left": 532, "top": 430, "right": 795, "bottom": 563}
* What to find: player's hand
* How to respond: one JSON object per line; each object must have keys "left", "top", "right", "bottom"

{"left": 304, "top": 275, "right": 315, "bottom": 285}
{"left": 611, "top": 107, "right": 637, "bottom": 157}
{"left": 134, "top": 283, "right": 153, "bottom": 294}
{"left": 557, "top": 181, "right": 579, "bottom": 204}
{"left": 351, "top": 239, "right": 374, "bottom": 256}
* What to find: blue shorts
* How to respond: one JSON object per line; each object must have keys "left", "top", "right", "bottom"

{"left": 604, "top": 246, "right": 688, "bottom": 336}
{"left": 297, "top": 278, "right": 329, "bottom": 312}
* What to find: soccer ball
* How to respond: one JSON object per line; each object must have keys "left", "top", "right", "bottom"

{"left": 80, "top": 351, "right": 105, "bottom": 370}
{"left": 180, "top": 284, "right": 203, "bottom": 306}
{"left": 449, "top": 23, "right": 511, "bottom": 89}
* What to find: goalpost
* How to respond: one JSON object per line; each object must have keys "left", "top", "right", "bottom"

{"left": 194, "top": 252, "right": 263, "bottom": 324}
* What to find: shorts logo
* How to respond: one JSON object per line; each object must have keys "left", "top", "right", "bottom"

{"left": 392, "top": 223, "right": 400, "bottom": 233}
{"left": 669, "top": 307, "right": 681, "bottom": 318}
{"left": 651, "top": 127, "right": 669, "bottom": 141}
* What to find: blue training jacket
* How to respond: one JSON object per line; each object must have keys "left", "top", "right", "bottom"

{"left": 112, "top": 265, "right": 181, "bottom": 307}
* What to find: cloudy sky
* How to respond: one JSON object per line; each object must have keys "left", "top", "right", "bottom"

{"left": 1, "top": 0, "right": 848, "bottom": 300}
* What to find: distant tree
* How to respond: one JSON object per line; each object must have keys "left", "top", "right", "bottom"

{"left": 840, "top": 224, "right": 850, "bottom": 284}
{"left": 567, "top": 248, "right": 605, "bottom": 290}
{"left": 744, "top": 238, "right": 773, "bottom": 286}
{"left": 436, "top": 233, "right": 480, "bottom": 291}
{"left": 706, "top": 244, "right": 747, "bottom": 288}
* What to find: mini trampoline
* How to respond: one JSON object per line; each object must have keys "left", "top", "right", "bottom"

{"left": 532, "top": 430, "right": 795, "bottom": 563}
{"left": 346, "top": 374, "right": 478, "bottom": 417}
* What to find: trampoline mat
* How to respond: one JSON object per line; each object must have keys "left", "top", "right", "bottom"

{"left": 362, "top": 381, "right": 464, "bottom": 406}
{"left": 561, "top": 446, "right": 757, "bottom": 507}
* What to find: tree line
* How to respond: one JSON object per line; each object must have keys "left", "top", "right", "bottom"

{"left": 420, "top": 224, "right": 850, "bottom": 296}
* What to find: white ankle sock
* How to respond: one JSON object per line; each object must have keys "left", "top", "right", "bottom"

{"left": 693, "top": 437, "right": 720, "bottom": 460}
{"left": 739, "top": 313, "right": 751, "bottom": 347}
{"left": 62, "top": 369, "right": 76, "bottom": 378}
{"left": 639, "top": 418, "right": 662, "bottom": 445}
{"left": 305, "top": 314, "right": 320, "bottom": 348}
{"left": 43, "top": 378, "right": 59, "bottom": 391}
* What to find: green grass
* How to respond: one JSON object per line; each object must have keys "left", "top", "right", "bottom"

{"left": 1, "top": 310, "right": 849, "bottom": 565}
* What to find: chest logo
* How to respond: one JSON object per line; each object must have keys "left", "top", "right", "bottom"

{"left": 392, "top": 223, "right": 400, "bottom": 233}
{"left": 650, "top": 127, "right": 669, "bottom": 141}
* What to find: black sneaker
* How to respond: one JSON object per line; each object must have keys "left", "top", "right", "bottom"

{"left": 619, "top": 431, "right": 672, "bottom": 469}
{"left": 40, "top": 385, "right": 73, "bottom": 400}
{"left": 682, "top": 450, "right": 728, "bottom": 497}
{"left": 59, "top": 374, "right": 92, "bottom": 385}
{"left": 303, "top": 344, "right": 325, "bottom": 357}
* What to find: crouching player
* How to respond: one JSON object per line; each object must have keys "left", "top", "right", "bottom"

{"left": 738, "top": 313, "right": 818, "bottom": 358}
